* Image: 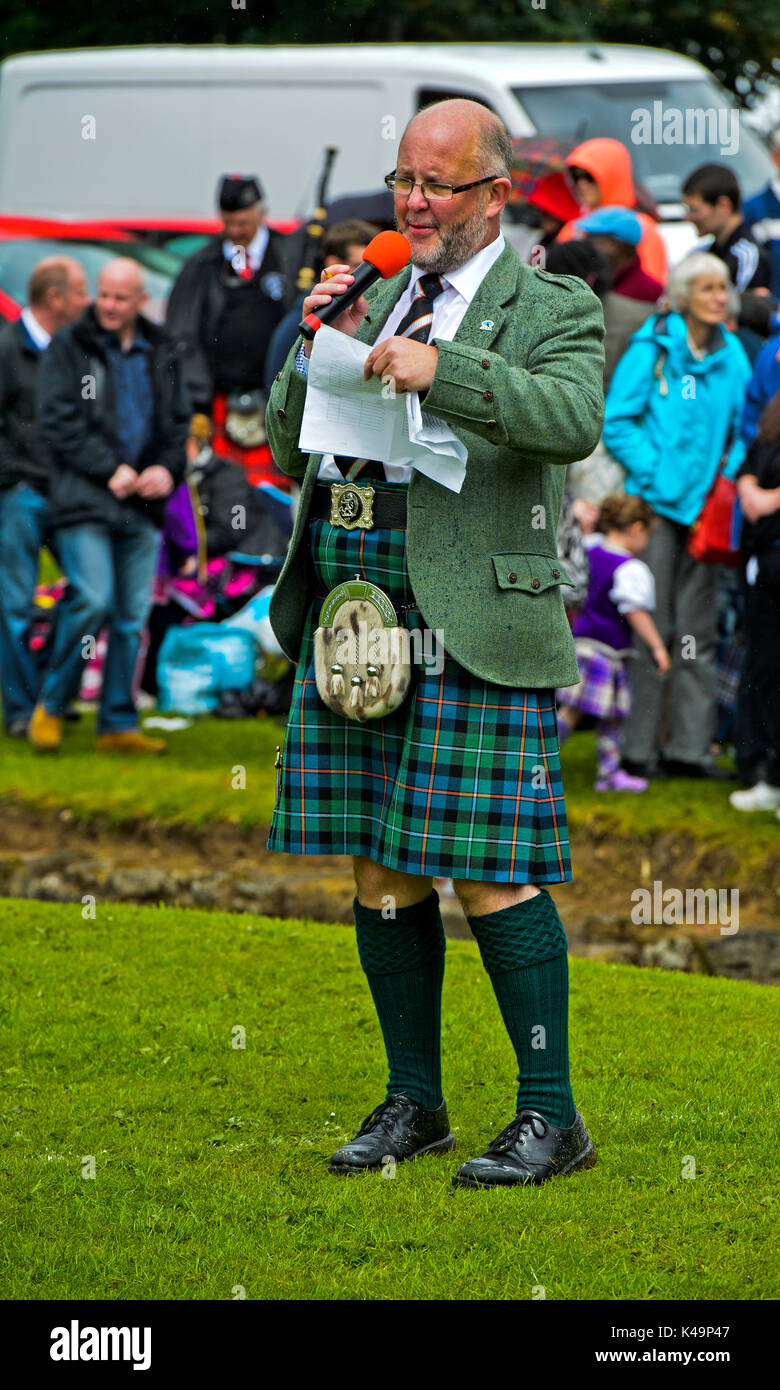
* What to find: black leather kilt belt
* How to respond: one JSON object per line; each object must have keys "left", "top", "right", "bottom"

{"left": 310, "top": 482, "right": 408, "bottom": 531}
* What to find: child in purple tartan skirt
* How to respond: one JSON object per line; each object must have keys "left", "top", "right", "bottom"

{"left": 557, "top": 495, "right": 671, "bottom": 792}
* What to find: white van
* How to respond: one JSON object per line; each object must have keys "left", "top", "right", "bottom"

{"left": 0, "top": 42, "right": 773, "bottom": 254}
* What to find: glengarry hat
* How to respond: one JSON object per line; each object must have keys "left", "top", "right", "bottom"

{"left": 217, "top": 174, "right": 264, "bottom": 211}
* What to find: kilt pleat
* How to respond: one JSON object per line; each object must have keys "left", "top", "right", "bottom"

{"left": 267, "top": 483, "right": 572, "bottom": 883}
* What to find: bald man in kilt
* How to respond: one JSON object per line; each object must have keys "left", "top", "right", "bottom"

{"left": 265, "top": 100, "right": 605, "bottom": 1188}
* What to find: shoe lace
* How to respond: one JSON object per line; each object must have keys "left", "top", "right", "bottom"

{"left": 490, "top": 1111, "right": 548, "bottom": 1154}
{"left": 356, "top": 1095, "right": 411, "bottom": 1138}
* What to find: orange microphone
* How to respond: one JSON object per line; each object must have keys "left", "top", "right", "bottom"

{"left": 298, "top": 230, "right": 410, "bottom": 341}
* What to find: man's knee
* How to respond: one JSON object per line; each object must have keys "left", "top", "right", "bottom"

{"left": 67, "top": 578, "right": 112, "bottom": 635}
{"left": 352, "top": 856, "right": 433, "bottom": 911}
{"left": 111, "top": 596, "right": 152, "bottom": 640}
{"left": 453, "top": 879, "right": 541, "bottom": 918}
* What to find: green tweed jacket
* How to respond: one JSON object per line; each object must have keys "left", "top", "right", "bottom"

{"left": 266, "top": 245, "right": 605, "bottom": 687}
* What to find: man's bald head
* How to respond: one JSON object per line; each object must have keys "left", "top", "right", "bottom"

{"left": 95, "top": 257, "right": 148, "bottom": 339}
{"left": 97, "top": 257, "right": 146, "bottom": 297}
{"left": 402, "top": 100, "right": 512, "bottom": 180}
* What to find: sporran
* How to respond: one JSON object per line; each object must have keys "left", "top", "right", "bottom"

{"left": 314, "top": 576, "right": 412, "bottom": 721}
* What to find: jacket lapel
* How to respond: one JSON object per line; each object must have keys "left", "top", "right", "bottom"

{"left": 448, "top": 245, "right": 523, "bottom": 353}
{"left": 353, "top": 244, "right": 522, "bottom": 354}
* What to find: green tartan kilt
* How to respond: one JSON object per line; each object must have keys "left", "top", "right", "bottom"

{"left": 267, "top": 482, "right": 572, "bottom": 884}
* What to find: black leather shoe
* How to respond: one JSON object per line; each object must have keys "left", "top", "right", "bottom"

{"left": 452, "top": 1108, "right": 596, "bottom": 1188}
{"left": 328, "top": 1093, "right": 454, "bottom": 1174}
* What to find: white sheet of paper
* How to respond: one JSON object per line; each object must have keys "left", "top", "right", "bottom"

{"left": 298, "top": 325, "right": 467, "bottom": 493}
{"left": 405, "top": 392, "right": 467, "bottom": 494}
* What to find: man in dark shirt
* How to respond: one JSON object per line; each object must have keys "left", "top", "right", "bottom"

{"left": 30, "top": 259, "right": 189, "bottom": 753}
{"left": 682, "top": 163, "right": 773, "bottom": 297}
{"left": 0, "top": 256, "right": 89, "bottom": 736}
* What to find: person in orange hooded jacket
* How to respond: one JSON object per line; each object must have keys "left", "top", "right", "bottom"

{"left": 556, "top": 138, "right": 667, "bottom": 288}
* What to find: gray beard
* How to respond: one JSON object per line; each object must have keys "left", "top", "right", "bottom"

{"left": 398, "top": 199, "right": 490, "bottom": 275}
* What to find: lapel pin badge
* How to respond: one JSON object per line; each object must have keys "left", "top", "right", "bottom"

{"left": 479, "top": 319, "right": 495, "bottom": 330}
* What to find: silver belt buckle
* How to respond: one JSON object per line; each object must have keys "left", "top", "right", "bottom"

{"left": 329, "top": 482, "right": 375, "bottom": 530}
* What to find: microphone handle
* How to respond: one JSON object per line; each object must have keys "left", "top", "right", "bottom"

{"left": 298, "top": 260, "right": 381, "bottom": 341}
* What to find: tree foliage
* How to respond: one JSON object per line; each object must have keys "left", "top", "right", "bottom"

{"left": 1, "top": 0, "right": 778, "bottom": 109}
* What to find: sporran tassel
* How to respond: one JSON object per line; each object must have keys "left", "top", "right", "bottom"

{"left": 366, "top": 665, "right": 380, "bottom": 699}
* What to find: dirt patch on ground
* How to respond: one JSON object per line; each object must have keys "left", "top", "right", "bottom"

{"left": 2, "top": 800, "right": 778, "bottom": 981}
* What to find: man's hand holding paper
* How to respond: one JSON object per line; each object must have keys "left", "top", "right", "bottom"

{"left": 363, "top": 335, "right": 439, "bottom": 394}
{"left": 299, "top": 325, "right": 467, "bottom": 493}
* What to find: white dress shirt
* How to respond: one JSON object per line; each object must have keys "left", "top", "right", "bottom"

{"left": 21, "top": 305, "right": 51, "bottom": 349}
{"left": 315, "top": 233, "right": 506, "bottom": 483}
{"left": 223, "top": 225, "right": 269, "bottom": 272}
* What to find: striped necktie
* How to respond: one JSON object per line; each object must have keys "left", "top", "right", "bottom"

{"left": 332, "top": 273, "right": 448, "bottom": 481}
{"left": 393, "top": 272, "right": 448, "bottom": 343}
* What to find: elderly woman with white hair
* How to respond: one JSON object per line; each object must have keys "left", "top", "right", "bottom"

{"left": 602, "top": 251, "right": 752, "bottom": 779}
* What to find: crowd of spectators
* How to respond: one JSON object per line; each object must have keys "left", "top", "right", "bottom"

{"left": 0, "top": 129, "right": 779, "bottom": 816}
{"left": 540, "top": 137, "right": 780, "bottom": 809}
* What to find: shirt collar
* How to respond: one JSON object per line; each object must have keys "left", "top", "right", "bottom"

{"left": 21, "top": 305, "right": 51, "bottom": 349}
{"left": 408, "top": 232, "right": 506, "bottom": 303}
{"left": 223, "top": 225, "right": 268, "bottom": 269}
{"left": 101, "top": 321, "right": 149, "bottom": 353}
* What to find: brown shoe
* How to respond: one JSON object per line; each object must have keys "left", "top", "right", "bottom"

{"left": 96, "top": 730, "right": 166, "bottom": 755}
{"left": 28, "top": 704, "right": 64, "bottom": 751}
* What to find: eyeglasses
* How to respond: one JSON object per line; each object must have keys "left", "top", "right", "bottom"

{"left": 384, "top": 172, "right": 502, "bottom": 201}
{"left": 568, "top": 167, "right": 596, "bottom": 183}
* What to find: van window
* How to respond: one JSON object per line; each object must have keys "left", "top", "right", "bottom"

{"left": 416, "top": 89, "right": 496, "bottom": 112}
{"left": 512, "top": 79, "right": 773, "bottom": 203}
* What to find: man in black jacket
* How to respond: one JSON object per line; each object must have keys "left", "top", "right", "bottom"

{"left": 0, "top": 255, "right": 89, "bottom": 735}
{"left": 166, "top": 174, "right": 289, "bottom": 489}
{"left": 682, "top": 164, "right": 774, "bottom": 297}
{"left": 30, "top": 258, "right": 190, "bottom": 753}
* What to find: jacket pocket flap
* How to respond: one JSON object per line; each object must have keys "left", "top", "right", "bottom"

{"left": 491, "top": 553, "right": 574, "bottom": 592}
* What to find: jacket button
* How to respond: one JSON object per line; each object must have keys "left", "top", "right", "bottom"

{"left": 277, "top": 408, "right": 286, "bottom": 419}
{"left": 275, "top": 372, "right": 282, "bottom": 382}
{"left": 531, "top": 578, "right": 540, "bottom": 589}
{"left": 508, "top": 571, "right": 517, "bottom": 583}
{"left": 552, "top": 568, "right": 560, "bottom": 578}
{"left": 486, "top": 418, "right": 497, "bottom": 428}
{"left": 483, "top": 389, "right": 494, "bottom": 401}
{"left": 481, "top": 358, "right": 490, "bottom": 369}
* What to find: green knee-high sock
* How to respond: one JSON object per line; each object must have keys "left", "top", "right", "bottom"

{"left": 466, "top": 889, "right": 576, "bottom": 1128}
{"left": 353, "top": 889, "right": 446, "bottom": 1111}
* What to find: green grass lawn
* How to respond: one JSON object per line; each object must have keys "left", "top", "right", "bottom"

{"left": 1, "top": 714, "right": 777, "bottom": 872}
{"left": 0, "top": 898, "right": 776, "bottom": 1301}
{"left": 0, "top": 709, "right": 282, "bottom": 826}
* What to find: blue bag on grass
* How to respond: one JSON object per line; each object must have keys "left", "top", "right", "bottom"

{"left": 157, "top": 624, "right": 257, "bottom": 714}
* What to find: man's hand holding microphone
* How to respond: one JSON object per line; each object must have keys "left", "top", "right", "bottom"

{"left": 299, "top": 231, "right": 439, "bottom": 394}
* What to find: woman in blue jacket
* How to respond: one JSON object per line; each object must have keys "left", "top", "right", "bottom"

{"left": 602, "top": 252, "right": 752, "bottom": 778}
